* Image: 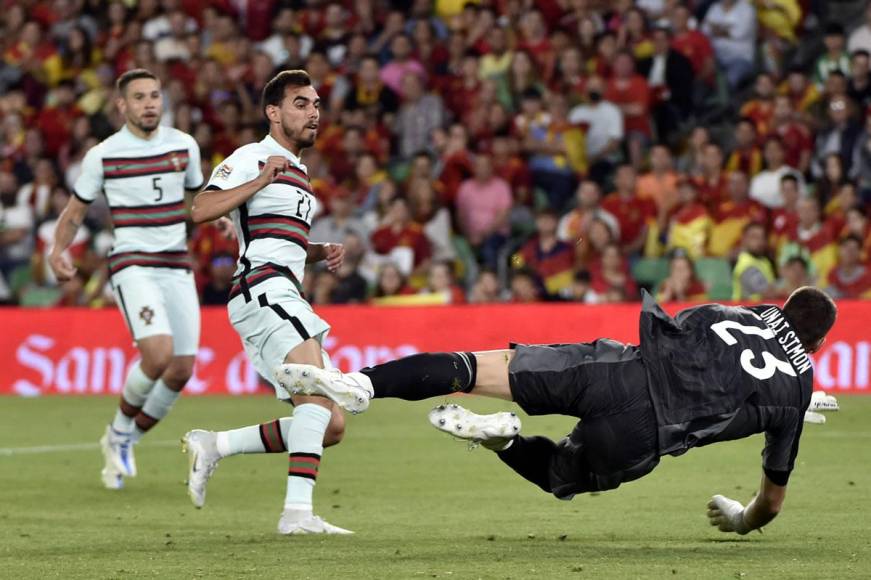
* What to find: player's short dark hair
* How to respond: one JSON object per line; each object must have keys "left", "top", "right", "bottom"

{"left": 782, "top": 287, "right": 837, "bottom": 349}
{"left": 261, "top": 70, "right": 312, "bottom": 115}
{"left": 116, "top": 68, "right": 158, "bottom": 95}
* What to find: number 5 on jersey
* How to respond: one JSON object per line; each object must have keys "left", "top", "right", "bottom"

{"left": 152, "top": 177, "right": 163, "bottom": 202}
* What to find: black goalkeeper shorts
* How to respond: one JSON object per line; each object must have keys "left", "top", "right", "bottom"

{"left": 508, "top": 339, "right": 660, "bottom": 498}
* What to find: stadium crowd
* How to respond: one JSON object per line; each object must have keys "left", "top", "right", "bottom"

{"left": 3, "top": 0, "right": 871, "bottom": 307}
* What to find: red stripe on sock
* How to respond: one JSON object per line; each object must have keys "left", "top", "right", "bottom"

{"left": 288, "top": 467, "right": 319, "bottom": 477}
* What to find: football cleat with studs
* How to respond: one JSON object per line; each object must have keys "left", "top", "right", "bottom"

{"left": 428, "top": 404, "right": 521, "bottom": 451}
{"left": 273, "top": 364, "right": 373, "bottom": 414}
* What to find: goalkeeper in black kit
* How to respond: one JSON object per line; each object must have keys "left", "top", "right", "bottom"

{"left": 277, "top": 287, "right": 840, "bottom": 535}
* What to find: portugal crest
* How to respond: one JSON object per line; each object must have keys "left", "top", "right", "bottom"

{"left": 139, "top": 306, "right": 155, "bottom": 326}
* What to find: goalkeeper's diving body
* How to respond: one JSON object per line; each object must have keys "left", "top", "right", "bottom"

{"left": 278, "top": 287, "right": 838, "bottom": 535}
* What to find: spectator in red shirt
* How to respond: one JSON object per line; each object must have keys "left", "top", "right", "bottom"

{"left": 693, "top": 143, "right": 730, "bottom": 209}
{"left": 827, "top": 235, "right": 871, "bottom": 298}
{"left": 589, "top": 242, "right": 639, "bottom": 302}
{"left": 605, "top": 51, "right": 652, "bottom": 167}
{"left": 725, "top": 118, "right": 763, "bottom": 176}
{"left": 709, "top": 170, "right": 768, "bottom": 258}
{"left": 443, "top": 50, "right": 482, "bottom": 120}
{"left": 371, "top": 196, "right": 432, "bottom": 273}
{"left": 769, "top": 173, "right": 801, "bottom": 255}
{"left": 435, "top": 123, "right": 473, "bottom": 205}
{"left": 190, "top": 220, "right": 239, "bottom": 292}
{"left": 410, "top": 19, "right": 449, "bottom": 78}
{"left": 785, "top": 196, "right": 840, "bottom": 281}
{"left": 514, "top": 208, "right": 576, "bottom": 298}
{"left": 491, "top": 135, "right": 532, "bottom": 206}
{"left": 842, "top": 206, "right": 871, "bottom": 259}
{"left": 739, "top": 73, "right": 777, "bottom": 136}
{"left": 551, "top": 45, "right": 586, "bottom": 101}
{"left": 770, "top": 94, "right": 813, "bottom": 174}
{"left": 824, "top": 181, "right": 860, "bottom": 234}
{"left": 34, "top": 82, "right": 81, "bottom": 157}
{"left": 601, "top": 164, "right": 656, "bottom": 256}
{"left": 670, "top": 4, "right": 715, "bottom": 84}
{"left": 516, "top": 9, "right": 554, "bottom": 82}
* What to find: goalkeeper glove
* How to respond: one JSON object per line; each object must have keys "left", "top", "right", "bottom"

{"left": 804, "top": 391, "right": 839, "bottom": 425}
{"left": 707, "top": 494, "right": 751, "bottom": 535}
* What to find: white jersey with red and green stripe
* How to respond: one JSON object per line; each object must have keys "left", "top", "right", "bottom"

{"left": 205, "top": 135, "right": 316, "bottom": 296}
{"left": 73, "top": 124, "right": 203, "bottom": 276}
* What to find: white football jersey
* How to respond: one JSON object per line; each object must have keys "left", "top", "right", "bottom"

{"left": 206, "top": 135, "right": 317, "bottom": 296}
{"left": 74, "top": 125, "right": 203, "bottom": 275}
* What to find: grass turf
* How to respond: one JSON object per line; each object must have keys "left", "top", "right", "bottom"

{"left": 0, "top": 395, "right": 869, "bottom": 579}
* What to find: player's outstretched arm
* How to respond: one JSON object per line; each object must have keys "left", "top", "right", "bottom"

{"left": 707, "top": 473, "right": 786, "bottom": 535}
{"left": 49, "top": 196, "right": 89, "bottom": 281}
{"left": 191, "top": 155, "right": 289, "bottom": 223}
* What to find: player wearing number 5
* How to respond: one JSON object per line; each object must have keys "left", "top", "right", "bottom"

{"left": 281, "top": 287, "right": 839, "bottom": 536}
{"left": 49, "top": 69, "right": 204, "bottom": 490}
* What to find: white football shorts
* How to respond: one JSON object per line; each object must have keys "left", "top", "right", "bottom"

{"left": 110, "top": 266, "right": 201, "bottom": 356}
{"left": 228, "top": 276, "right": 331, "bottom": 400}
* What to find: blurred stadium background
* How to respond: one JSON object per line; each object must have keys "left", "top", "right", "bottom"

{"left": 2, "top": 0, "right": 871, "bottom": 577}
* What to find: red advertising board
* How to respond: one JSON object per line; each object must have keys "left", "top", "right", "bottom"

{"left": 2, "top": 302, "right": 869, "bottom": 396}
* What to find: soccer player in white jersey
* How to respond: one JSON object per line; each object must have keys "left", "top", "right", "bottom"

{"left": 181, "top": 70, "right": 372, "bottom": 535}
{"left": 49, "top": 69, "right": 204, "bottom": 490}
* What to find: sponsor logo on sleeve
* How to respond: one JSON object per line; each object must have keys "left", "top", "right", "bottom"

{"left": 215, "top": 163, "right": 233, "bottom": 181}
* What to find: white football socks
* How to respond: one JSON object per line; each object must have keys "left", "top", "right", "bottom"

{"left": 284, "top": 403, "right": 331, "bottom": 511}
{"left": 132, "top": 380, "right": 180, "bottom": 441}
{"left": 215, "top": 417, "right": 294, "bottom": 457}
{"left": 111, "top": 362, "right": 156, "bottom": 433}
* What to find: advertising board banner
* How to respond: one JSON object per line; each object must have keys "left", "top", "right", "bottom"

{"left": 2, "top": 302, "right": 868, "bottom": 396}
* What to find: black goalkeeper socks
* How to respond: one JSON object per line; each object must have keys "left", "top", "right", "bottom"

{"left": 496, "top": 435, "right": 556, "bottom": 493}
{"left": 361, "top": 352, "right": 477, "bottom": 401}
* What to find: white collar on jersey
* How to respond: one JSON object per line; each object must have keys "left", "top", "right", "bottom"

{"left": 121, "top": 123, "right": 164, "bottom": 143}
{"left": 262, "top": 134, "right": 303, "bottom": 166}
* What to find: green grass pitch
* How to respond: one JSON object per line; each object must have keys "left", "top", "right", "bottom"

{"left": 1, "top": 395, "right": 869, "bottom": 579}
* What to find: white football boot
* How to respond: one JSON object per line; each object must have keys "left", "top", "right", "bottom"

{"left": 428, "top": 404, "right": 521, "bottom": 450}
{"left": 273, "top": 364, "right": 373, "bottom": 414}
{"left": 181, "top": 430, "right": 221, "bottom": 508}
{"left": 100, "top": 466, "right": 124, "bottom": 490}
{"left": 100, "top": 425, "right": 137, "bottom": 478}
{"left": 277, "top": 511, "right": 354, "bottom": 535}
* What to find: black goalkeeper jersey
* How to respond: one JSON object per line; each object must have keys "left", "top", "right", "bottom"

{"left": 639, "top": 292, "right": 814, "bottom": 484}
